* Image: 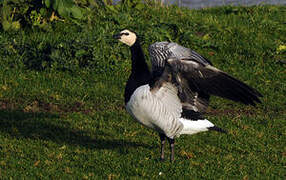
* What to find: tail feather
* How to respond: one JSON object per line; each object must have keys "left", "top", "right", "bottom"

{"left": 208, "top": 126, "right": 227, "bottom": 134}
{"left": 179, "top": 118, "right": 227, "bottom": 135}
{"left": 179, "top": 118, "right": 214, "bottom": 135}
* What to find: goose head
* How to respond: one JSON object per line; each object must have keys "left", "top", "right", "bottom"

{"left": 113, "top": 29, "right": 137, "bottom": 47}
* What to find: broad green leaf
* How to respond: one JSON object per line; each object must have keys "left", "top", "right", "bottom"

{"left": 40, "top": 8, "right": 48, "bottom": 16}
{"left": 63, "top": 0, "right": 74, "bottom": 8}
{"left": 52, "top": 0, "right": 60, "bottom": 10}
{"left": 70, "top": 6, "right": 83, "bottom": 19}
{"left": 45, "top": 0, "right": 51, "bottom": 8}
{"left": 57, "top": 0, "right": 69, "bottom": 17}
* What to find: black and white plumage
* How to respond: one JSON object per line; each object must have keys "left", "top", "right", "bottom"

{"left": 113, "top": 29, "right": 262, "bottom": 162}
{"left": 149, "top": 41, "right": 213, "bottom": 72}
{"left": 149, "top": 41, "right": 263, "bottom": 113}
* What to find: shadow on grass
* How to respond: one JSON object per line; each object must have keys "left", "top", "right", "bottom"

{"left": 0, "top": 110, "right": 151, "bottom": 153}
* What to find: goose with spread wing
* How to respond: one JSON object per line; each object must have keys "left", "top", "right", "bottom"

{"left": 113, "top": 29, "right": 262, "bottom": 162}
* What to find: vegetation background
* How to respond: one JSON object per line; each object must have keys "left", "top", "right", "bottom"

{"left": 0, "top": 0, "right": 285, "bottom": 179}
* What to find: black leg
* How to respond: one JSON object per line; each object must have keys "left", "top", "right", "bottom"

{"left": 159, "top": 133, "right": 166, "bottom": 161}
{"left": 167, "top": 137, "right": 175, "bottom": 162}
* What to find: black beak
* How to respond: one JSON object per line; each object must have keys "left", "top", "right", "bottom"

{"left": 113, "top": 33, "right": 122, "bottom": 39}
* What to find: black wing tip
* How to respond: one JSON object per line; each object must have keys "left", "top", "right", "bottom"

{"left": 257, "top": 90, "right": 263, "bottom": 97}
{"left": 215, "top": 72, "right": 263, "bottom": 106}
{"left": 243, "top": 94, "right": 263, "bottom": 106}
{"left": 249, "top": 89, "right": 263, "bottom": 104}
{"left": 181, "top": 109, "right": 205, "bottom": 120}
{"left": 208, "top": 126, "right": 227, "bottom": 134}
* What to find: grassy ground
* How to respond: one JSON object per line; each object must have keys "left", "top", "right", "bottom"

{"left": 0, "top": 3, "right": 285, "bottom": 179}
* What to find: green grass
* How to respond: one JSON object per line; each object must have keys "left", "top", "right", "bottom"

{"left": 0, "top": 3, "right": 286, "bottom": 179}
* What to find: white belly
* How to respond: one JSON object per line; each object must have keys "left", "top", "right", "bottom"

{"left": 126, "top": 85, "right": 183, "bottom": 138}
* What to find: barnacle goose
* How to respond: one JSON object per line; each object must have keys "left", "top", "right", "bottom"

{"left": 113, "top": 29, "right": 262, "bottom": 162}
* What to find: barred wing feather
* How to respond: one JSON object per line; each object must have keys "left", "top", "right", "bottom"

{"left": 149, "top": 42, "right": 212, "bottom": 72}
{"left": 167, "top": 58, "right": 262, "bottom": 106}
{"left": 149, "top": 42, "right": 213, "bottom": 112}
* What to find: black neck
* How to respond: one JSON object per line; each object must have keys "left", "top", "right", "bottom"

{"left": 124, "top": 40, "right": 151, "bottom": 104}
{"left": 130, "top": 40, "right": 149, "bottom": 73}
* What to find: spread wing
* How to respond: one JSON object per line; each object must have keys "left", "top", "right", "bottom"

{"left": 167, "top": 57, "right": 263, "bottom": 106}
{"left": 149, "top": 42, "right": 262, "bottom": 111}
{"left": 149, "top": 42, "right": 213, "bottom": 112}
{"left": 149, "top": 42, "right": 212, "bottom": 72}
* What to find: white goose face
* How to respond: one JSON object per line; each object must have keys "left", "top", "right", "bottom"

{"left": 114, "top": 29, "right": 137, "bottom": 46}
